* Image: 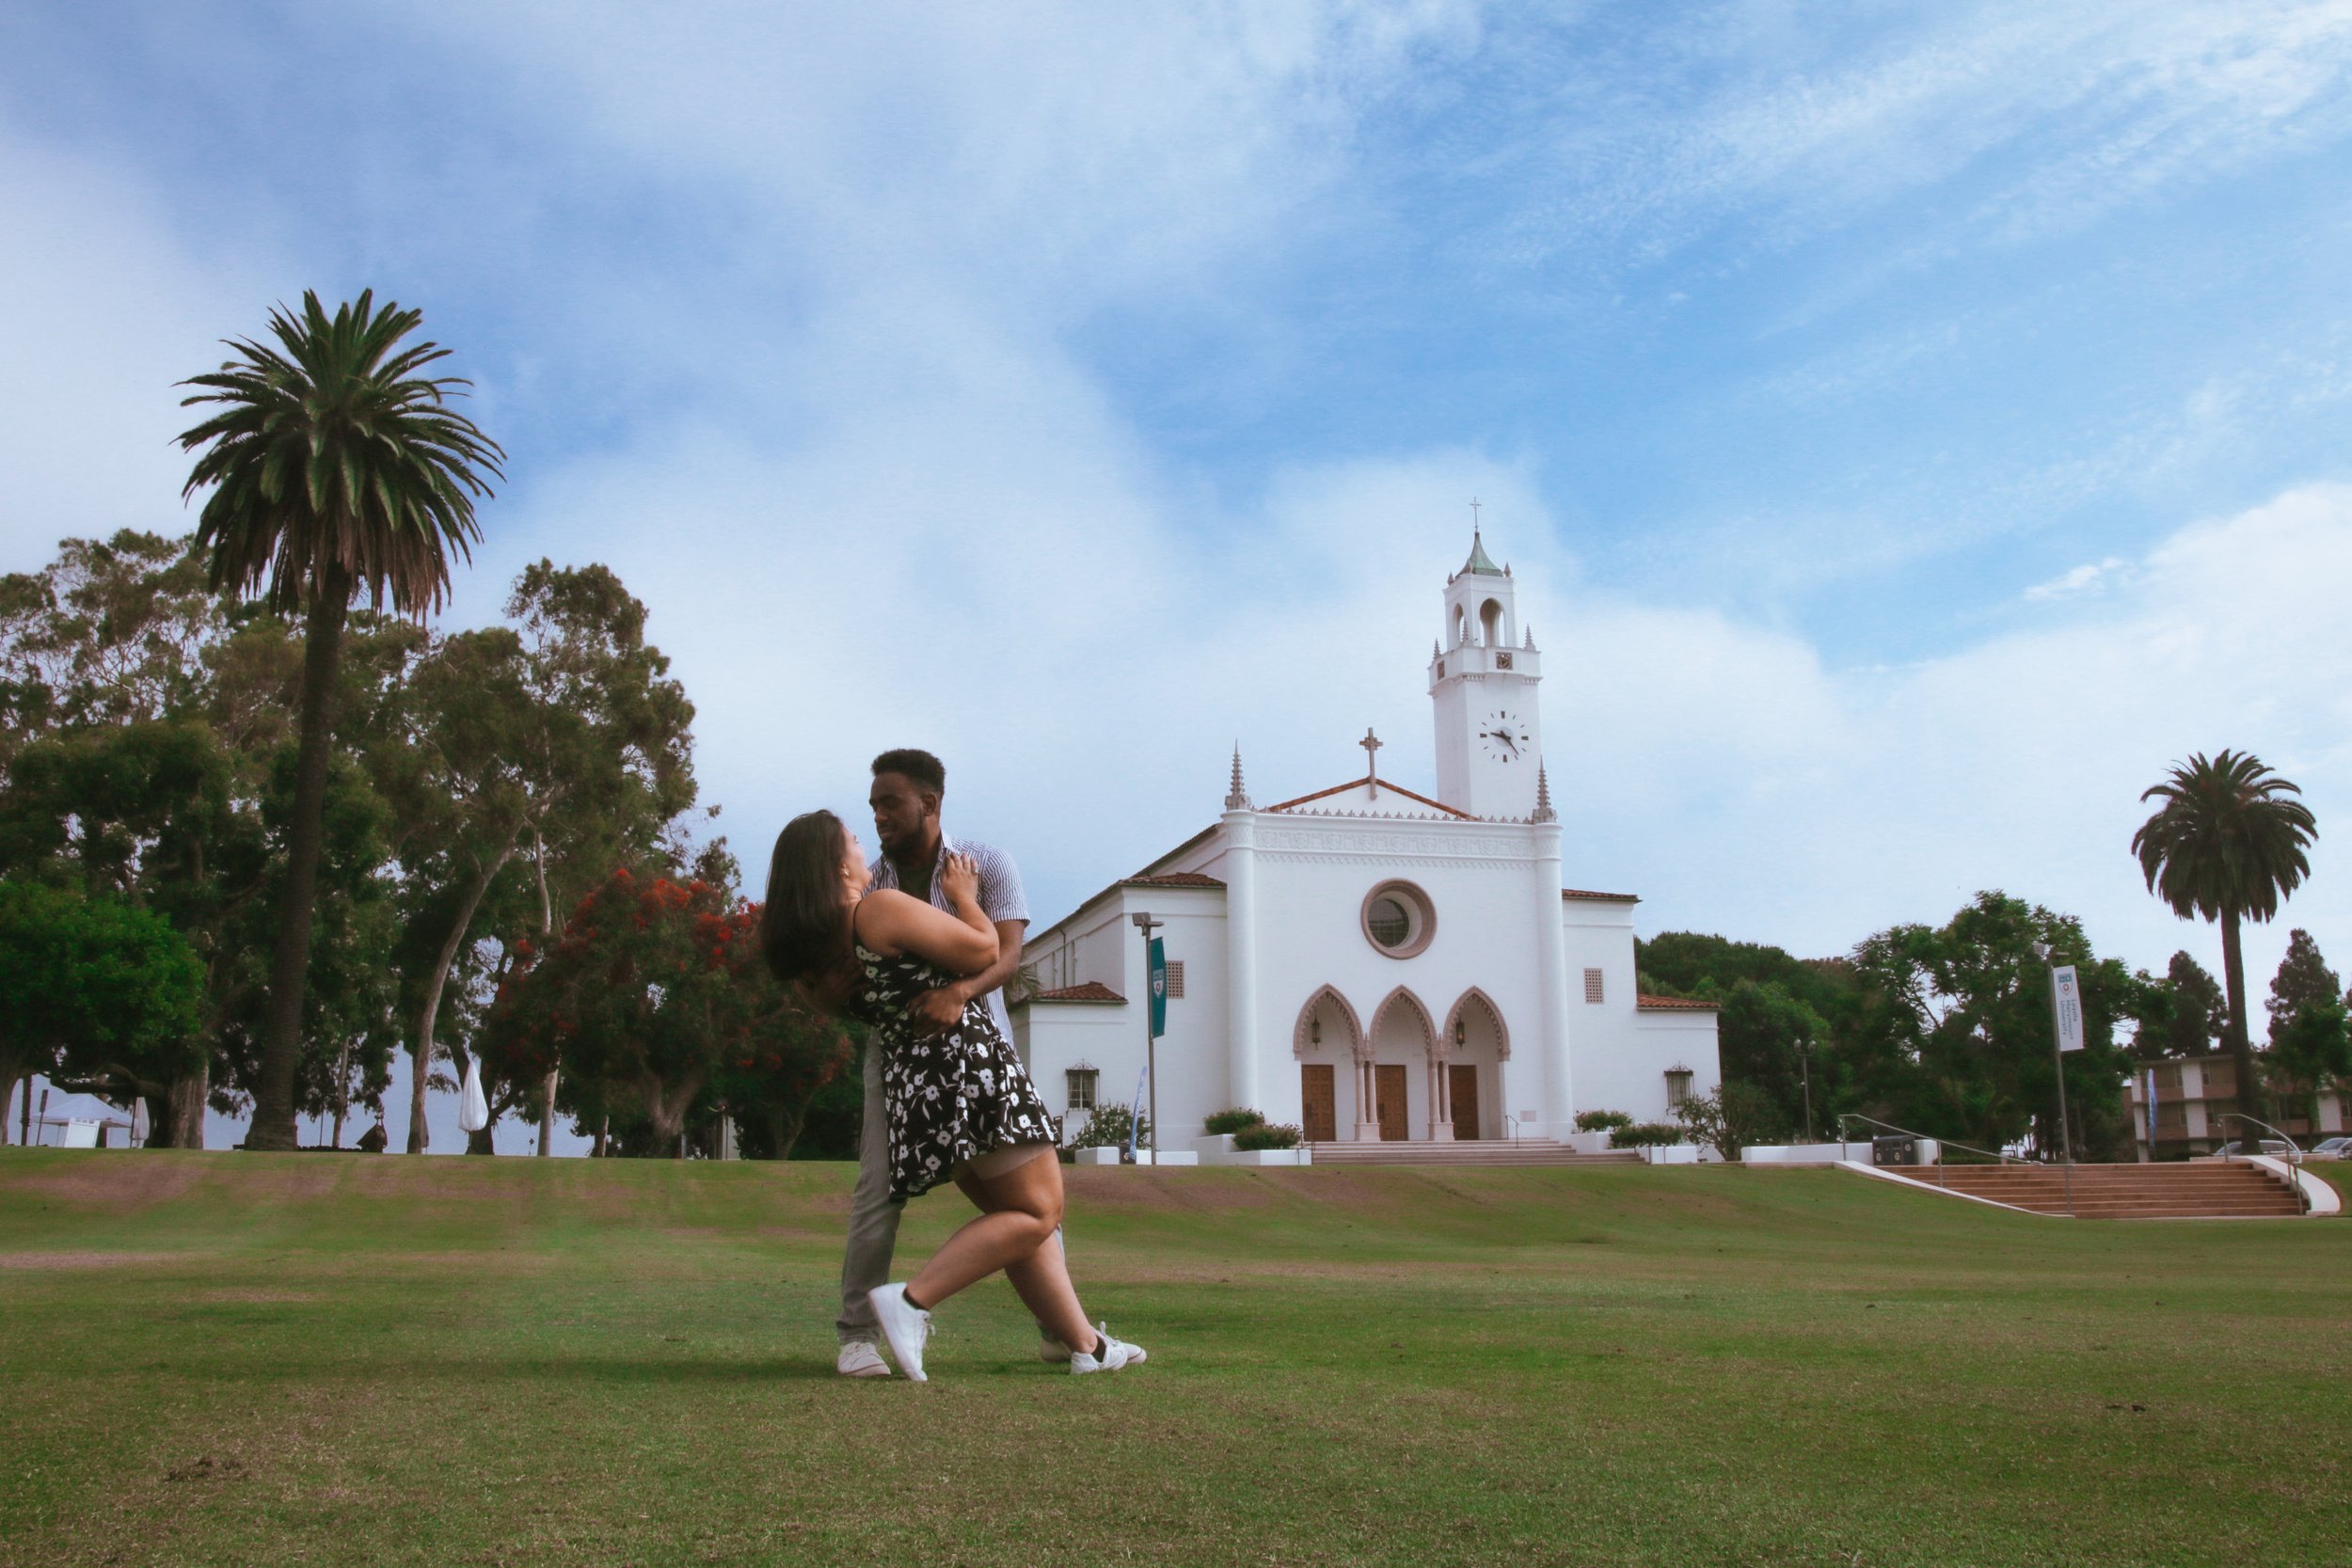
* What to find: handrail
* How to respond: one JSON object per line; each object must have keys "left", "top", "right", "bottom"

{"left": 1837, "top": 1114, "right": 2027, "bottom": 1185}
{"left": 2218, "top": 1113, "right": 2303, "bottom": 1160}
{"left": 1503, "top": 1114, "right": 1521, "bottom": 1148}
{"left": 2220, "top": 1115, "right": 2309, "bottom": 1215}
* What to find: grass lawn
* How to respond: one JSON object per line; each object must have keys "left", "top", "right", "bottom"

{"left": 1, "top": 1152, "right": 2345, "bottom": 1568}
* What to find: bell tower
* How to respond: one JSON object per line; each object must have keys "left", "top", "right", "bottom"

{"left": 1428, "top": 527, "right": 1544, "bottom": 819}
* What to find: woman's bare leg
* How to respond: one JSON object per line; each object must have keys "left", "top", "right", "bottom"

{"left": 904, "top": 1154, "right": 1095, "bottom": 1350}
{"left": 1001, "top": 1229, "right": 1090, "bottom": 1350}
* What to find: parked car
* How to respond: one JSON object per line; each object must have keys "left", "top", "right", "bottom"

{"left": 2212, "top": 1138, "right": 2293, "bottom": 1158}
{"left": 2306, "top": 1135, "right": 2352, "bottom": 1159}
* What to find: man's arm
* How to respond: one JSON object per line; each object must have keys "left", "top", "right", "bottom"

{"left": 906, "top": 841, "right": 1029, "bottom": 1036}
{"left": 906, "top": 919, "right": 1026, "bottom": 1036}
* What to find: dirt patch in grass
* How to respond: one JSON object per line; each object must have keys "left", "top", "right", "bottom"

{"left": 190, "top": 1288, "right": 317, "bottom": 1303}
{"left": 7, "top": 1160, "right": 203, "bottom": 1211}
{"left": 0, "top": 1249, "right": 169, "bottom": 1270}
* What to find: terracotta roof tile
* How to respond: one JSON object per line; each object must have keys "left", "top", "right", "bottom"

{"left": 1021, "top": 982, "right": 1127, "bottom": 1005}
{"left": 1122, "top": 872, "right": 1226, "bottom": 889}
{"left": 1562, "top": 888, "right": 1640, "bottom": 902}
{"left": 1637, "top": 993, "right": 1718, "bottom": 1011}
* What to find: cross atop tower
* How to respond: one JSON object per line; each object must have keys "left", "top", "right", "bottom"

{"left": 1360, "top": 726, "right": 1383, "bottom": 798}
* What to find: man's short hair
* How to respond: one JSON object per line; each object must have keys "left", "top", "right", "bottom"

{"left": 871, "top": 748, "right": 946, "bottom": 799}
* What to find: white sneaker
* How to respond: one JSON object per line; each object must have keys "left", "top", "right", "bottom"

{"left": 1039, "top": 1331, "right": 1073, "bottom": 1364}
{"left": 1070, "top": 1323, "right": 1147, "bottom": 1374}
{"left": 835, "top": 1340, "right": 889, "bottom": 1378}
{"left": 868, "top": 1283, "right": 931, "bottom": 1383}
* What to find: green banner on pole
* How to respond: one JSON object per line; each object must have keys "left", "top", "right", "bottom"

{"left": 1148, "top": 938, "right": 1168, "bottom": 1039}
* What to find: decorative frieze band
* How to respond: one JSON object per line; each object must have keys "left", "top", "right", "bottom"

{"left": 1256, "top": 827, "right": 1533, "bottom": 860}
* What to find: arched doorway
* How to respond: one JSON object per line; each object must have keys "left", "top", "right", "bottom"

{"left": 1440, "top": 988, "right": 1511, "bottom": 1141}
{"left": 1370, "top": 987, "right": 1441, "bottom": 1141}
{"left": 1292, "top": 987, "right": 1367, "bottom": 1142}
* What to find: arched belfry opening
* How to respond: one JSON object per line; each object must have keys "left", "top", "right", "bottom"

{"left": 1480, "top": 598, "right": 1502, "bottom": 646}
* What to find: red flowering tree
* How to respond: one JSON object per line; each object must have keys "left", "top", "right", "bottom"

{"left": 482, "top": 867, "right": 849, "bottom": 1155}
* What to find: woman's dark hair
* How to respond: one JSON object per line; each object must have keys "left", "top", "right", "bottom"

{"left": 761, "top": 810, "right": 853, "bottom": 986}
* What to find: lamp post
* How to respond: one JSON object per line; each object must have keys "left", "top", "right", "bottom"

{"left": 1797, "top": 1034, "right": 1815, "bottom": 1146}
{"left": 2034, "top": 942, "right": 2081, "bottom": 1217}
{"left": 1131, "top": 911, "right": 1165, "bottom": 1164}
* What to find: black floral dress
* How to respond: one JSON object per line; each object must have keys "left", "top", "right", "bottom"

{"left": 845, "top": 931, "right": 1058, "bottom": 1201}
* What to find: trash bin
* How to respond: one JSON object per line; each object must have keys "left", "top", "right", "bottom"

{"left": 1872, "top": 1134, "right": 1919, "bottom": 1166}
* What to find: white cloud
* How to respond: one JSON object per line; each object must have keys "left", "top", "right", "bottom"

{"left": 0, "top": 124, "right": 286, "bottom": 563}
{"left": 1484, "top": 0, "right": 2352, "bottom": 262}
{"left": 1547, "top": 483, "right": 2352, "bottom": 990}
{"left": 2023, "top": 556, "right": 2128, "bottom": 600}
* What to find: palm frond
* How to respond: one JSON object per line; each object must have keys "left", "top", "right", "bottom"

{"left": 176, "top": 289, "right": 505, "bottom": 618}
{"left": 2130, "top": 749, "right": 2317, "bottom": 926}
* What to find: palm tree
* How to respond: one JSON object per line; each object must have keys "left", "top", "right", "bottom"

{"left": 2131, "top": 750, "right": 2317, "bottom": 1146}
{"left": 178, "top": 291, "right": 502, "bottom": 1152}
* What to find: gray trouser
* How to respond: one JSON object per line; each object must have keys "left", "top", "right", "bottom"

{"left": 834, "top": 1036, "right": 1067, "bottom": 1345}
{"left": 836, "top": 1040, "right": 902, "bottom": 1342}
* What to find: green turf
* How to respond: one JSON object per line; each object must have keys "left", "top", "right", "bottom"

{"left": 1, "top": 1152, "right": 2344, "bottom": 1568}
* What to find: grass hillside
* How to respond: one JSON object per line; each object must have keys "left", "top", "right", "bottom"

{"left": 2, "top": 1152, "right": 2345, "bottom": 1567}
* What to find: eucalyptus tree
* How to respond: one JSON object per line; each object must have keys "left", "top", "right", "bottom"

{"left": 176, "top": 291, "right": 502, "bottom": 1151}
{"left": 2131, "top": 750, "right": 2318, "bottom": 1138}
{"left": 1, "top": 531, "right": 221, "bottom": 775}
{"left": 383, "top": 562, "right": 695, "bottom": 1152}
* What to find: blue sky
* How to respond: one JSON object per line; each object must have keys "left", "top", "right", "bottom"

{"left": 6, "top": 3, "right": 2351, "bottom": 1148}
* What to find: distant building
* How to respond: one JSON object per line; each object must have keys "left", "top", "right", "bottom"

{"left": 1012, "top": 532, "right": 1722, "bottom": 1148}
{"left": 2123, "top": 1053, "right": 2346, "bottom": 1156}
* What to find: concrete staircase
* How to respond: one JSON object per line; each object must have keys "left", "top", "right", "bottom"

{"left": 1874, "top": 1160, "right": 2305, "bottom": 1218}
{"left": 1307, "top": 1138, "right": 1645, "bottom": 1167}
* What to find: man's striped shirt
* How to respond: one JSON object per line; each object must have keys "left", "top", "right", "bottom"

{"left": 868, "top": 831, "right": 1028, "bottom": 1039}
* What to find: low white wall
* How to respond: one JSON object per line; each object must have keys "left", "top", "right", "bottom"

{"left": 1200, "top": 1148, "right": 1311, "bottom": 1166}
{"left": 1742, "top": 1141, "right": 1883, "bottom": 1165}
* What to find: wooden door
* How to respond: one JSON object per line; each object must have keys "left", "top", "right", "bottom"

{"left": 1449, "top": 1065, "right": 1481, "bottom": 1141}
{"left": 1300, "top": 1064, "right": 1337, "bottom": 1143}
{"left": 1375, "top": 1064, "right": 1408, "bottom": 1142}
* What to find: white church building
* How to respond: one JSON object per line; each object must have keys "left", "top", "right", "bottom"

{"left": 1012, "top": 533, "right": 1721, "bottom": 1148}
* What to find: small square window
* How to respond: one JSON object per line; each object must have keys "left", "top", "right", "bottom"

{"left": 1582, "top": 968, "right": 1605, "bottom": 1005}
{"left": 1164, "top": 960, "right": 1184, "bottom": 999}
{"left": 1066, "top": 1069, "right": 1098, "bottom": 1111}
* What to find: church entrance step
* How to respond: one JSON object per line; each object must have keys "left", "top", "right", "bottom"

{"left": 1860, "top": 1161, "right": 2307, "bottom": 1218}
{"left": 1307, "top": 1139, "right": 1644, "bottom": 1166}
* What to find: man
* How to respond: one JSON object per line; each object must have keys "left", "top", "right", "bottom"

{"left": 835, "top": 748, "right": 1071, "bottom": 1377}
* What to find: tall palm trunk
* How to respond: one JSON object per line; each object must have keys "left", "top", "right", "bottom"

{"left": 246, "top": 571, "right": 351, "bottom": 1152}
{"left": 406, "top": 843, "right": 516, "bottom": 1153}
{"left": 2219, "top": 909, "right": 2271, "bottom": 1140}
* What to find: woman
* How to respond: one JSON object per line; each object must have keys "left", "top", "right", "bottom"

{"left": 761, "top": 809, "right": 1145, "bottom": 1382}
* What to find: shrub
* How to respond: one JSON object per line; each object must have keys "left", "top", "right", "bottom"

{"left": 1575, "top": 1109, "right": 1633, "bottom": 1132}
{"left": 1610, "top": 1121, "right": 1683, "bottom": 1148}
{"left": 1233, "top": 1121, "right": 1303, "bottom": 1150}
{"left": 1673, "top": 1082, "right": 1785, "bottom": 1161}
{"left": 1068, "top": 1102, "right": 1149, "bottom": 1151}
{"left": 1204, "top": 1107, "right": 1267, "bottom": 1135}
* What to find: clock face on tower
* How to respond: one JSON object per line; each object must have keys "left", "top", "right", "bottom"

{"left": 1479, "top": 710, "right": 1530, "bottom": 763}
